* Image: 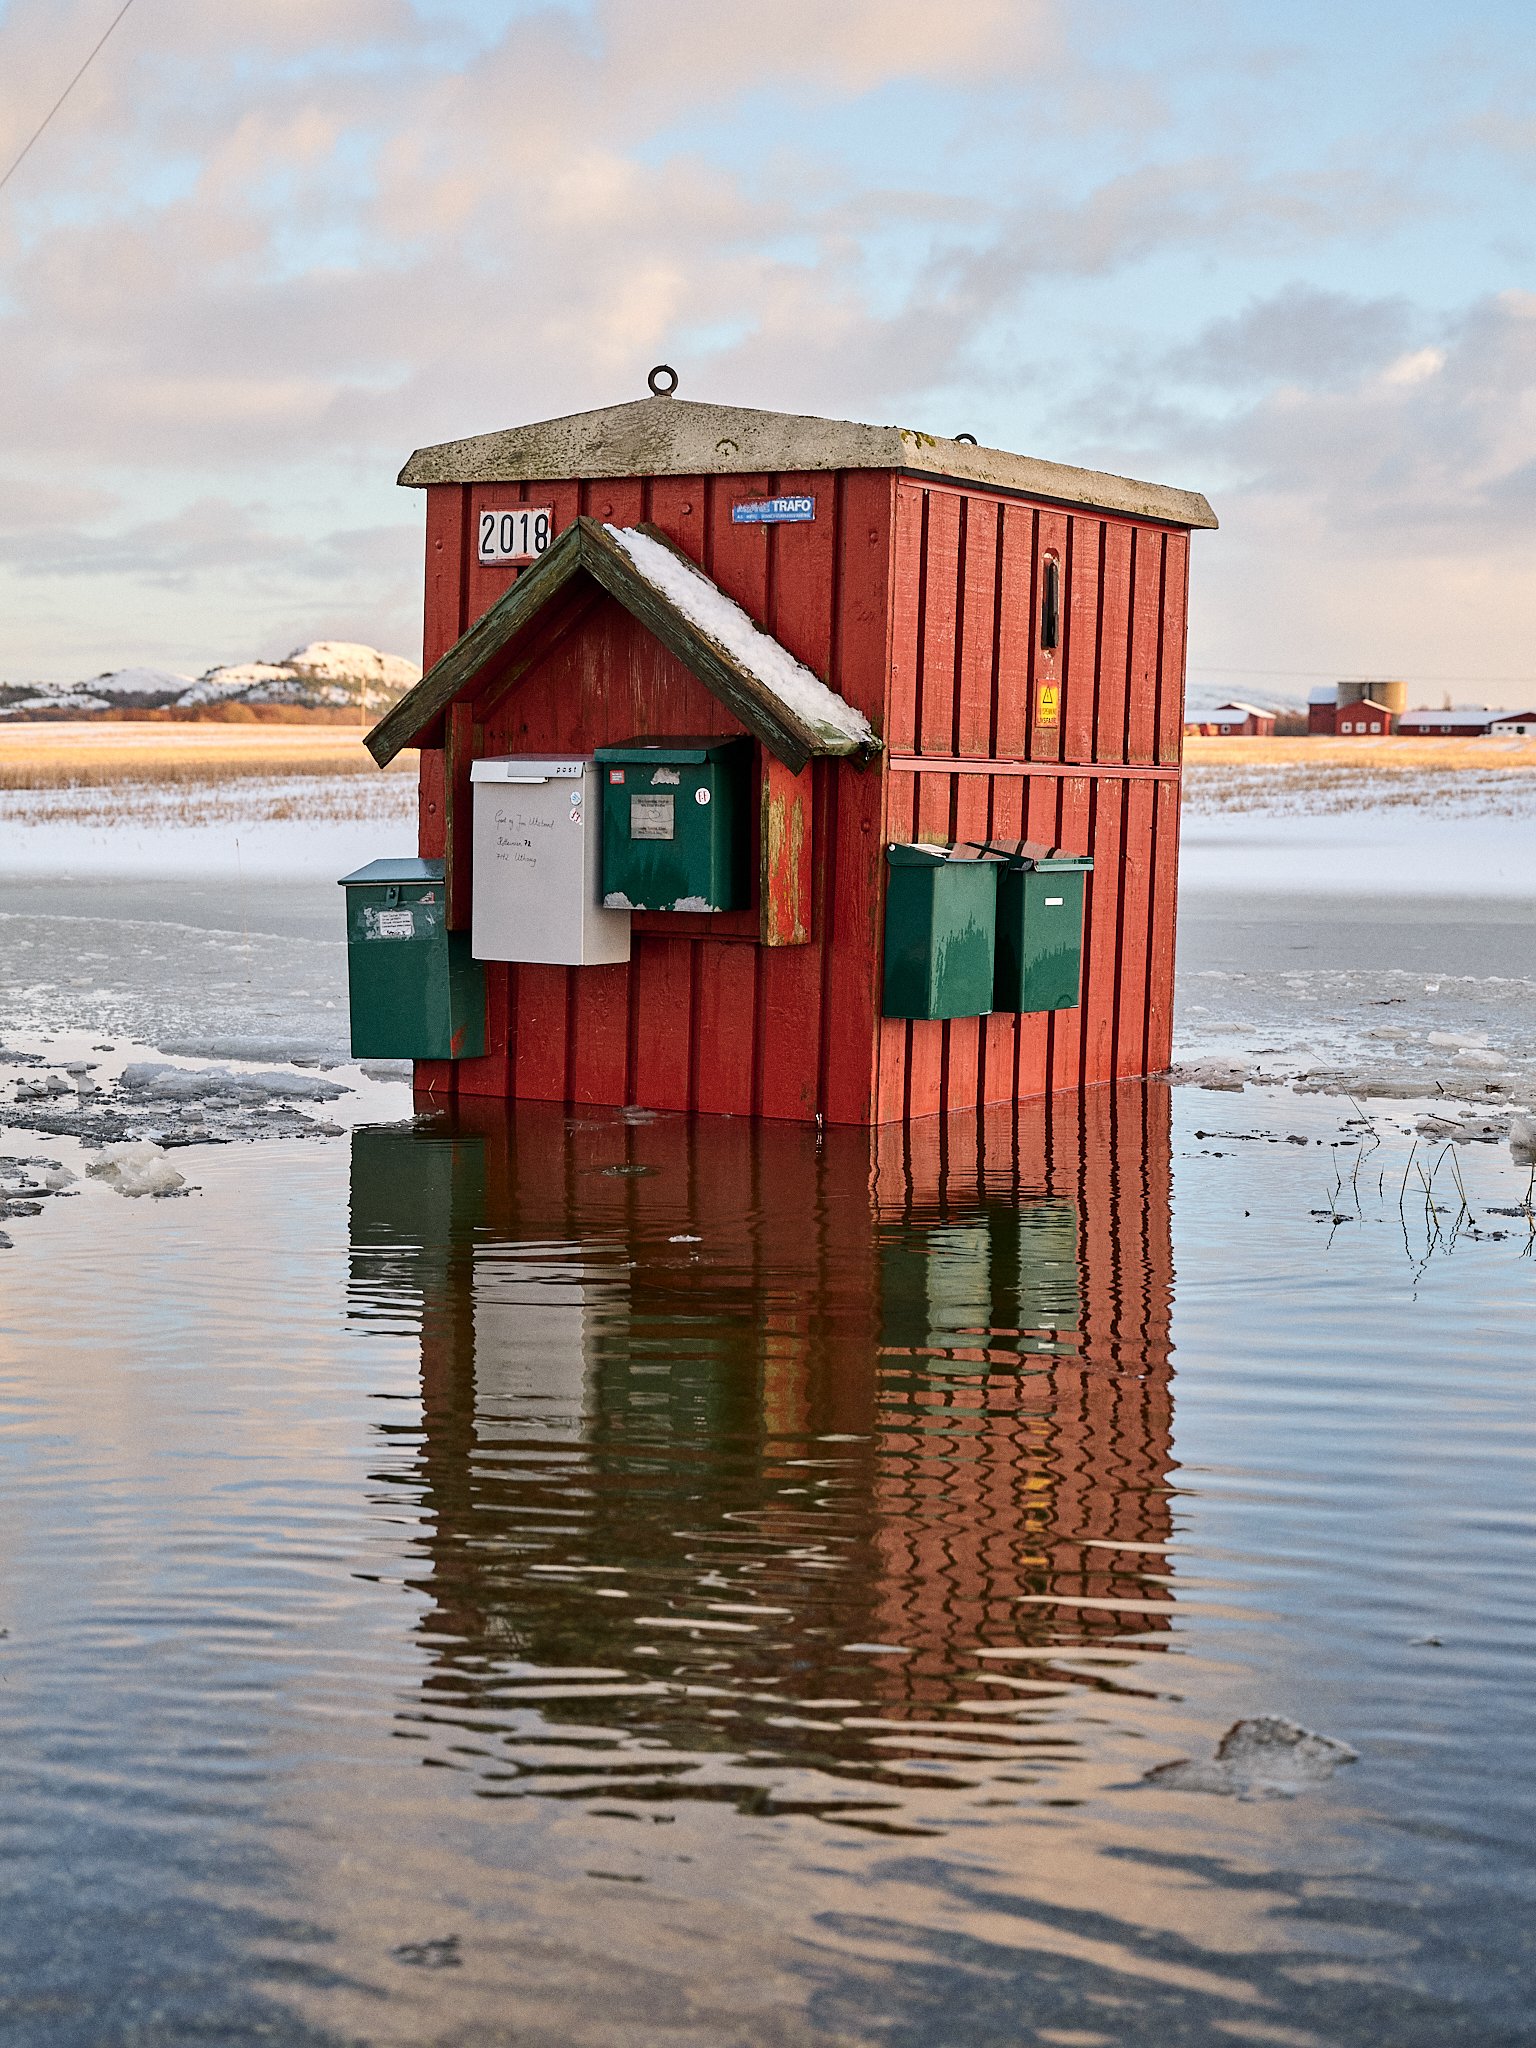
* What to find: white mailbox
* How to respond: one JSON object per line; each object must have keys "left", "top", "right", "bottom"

{"left": 469, "top": 757, "right": 631, "bottom": 966}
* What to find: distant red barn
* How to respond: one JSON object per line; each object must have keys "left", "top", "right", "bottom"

{"left": 1206, "top": 701, "right": 1275, "bottom": 736}
{"left": 1335, "top": 705, "right": 1393, "bottom": 735}
{"left": 367, "top": 390, "right": 1217, "bottom": 1125}
{"left": 1396, "top": 707, "right": 1496, "bottom": 736}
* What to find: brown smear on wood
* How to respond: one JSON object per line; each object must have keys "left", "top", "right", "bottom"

{"left": 760, "top": 752, "right": 812, "bottom": 946}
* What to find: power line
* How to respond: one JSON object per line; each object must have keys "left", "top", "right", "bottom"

{"left": 0, "top": 0, "right": 137, "bottom": 199}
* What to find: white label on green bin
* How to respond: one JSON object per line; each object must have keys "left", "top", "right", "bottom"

{"left": 630, "top": 793, "right": 675, "bottom": 841}
{"left": 374, "top": 910, "right": 415, "bottom": 938}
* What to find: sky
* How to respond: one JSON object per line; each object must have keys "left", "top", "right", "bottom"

{"left": 0, "top": 0, "right": 1534, "bottom": 707}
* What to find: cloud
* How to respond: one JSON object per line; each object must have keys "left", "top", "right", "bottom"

{"left": 0, "top": 494, "right": 417, "bottom": 594}
{"left": 0, "top": 475, "right": 121, "bottom": 529}
{"left": 1082, "top": 289, "right": 1536, "bottom": 697}
{"left": 1205, "top": 290, "right": 1536, "bottom": 541}
{"left": 1166, "top": 285, "right": 1416, "bottom": 391}
{"left": 0, "top": 0, "right": 1529, "bottom": 688}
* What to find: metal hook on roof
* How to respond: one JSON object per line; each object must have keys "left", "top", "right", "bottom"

{"left": 648, "top": 364, "right": 679, "bottom": 398}
{"left": 955, "top": 432, "right": 977, "bottom": 445}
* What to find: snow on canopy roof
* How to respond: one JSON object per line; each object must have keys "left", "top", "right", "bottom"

{"left": 1211, "top": 701, "right": 1274, "bottom": 719}
{"left": 398, "top": 395, "right": 1218, "bottom": 532}
{"left": 366, "top": 516, "right": 879, "bottom": 774}
{"left": 604, "top": 525, "right": 874, "bottom": 754}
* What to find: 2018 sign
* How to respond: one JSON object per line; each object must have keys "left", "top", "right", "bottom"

{"left": 478, "top": 507, "right": 554, "bottom": 564}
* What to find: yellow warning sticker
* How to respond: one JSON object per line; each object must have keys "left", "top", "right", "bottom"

{"left": 1036, "top": 681, "right": 1061, "bottom": 728}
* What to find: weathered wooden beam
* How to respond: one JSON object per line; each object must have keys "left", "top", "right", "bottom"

{"left": 367, "top": 520, "right": 588, "bottom": 765}
{"left": 573, "top": 520, "right": 814, "bottom": 773}
{"left": 759, "top": 751, "right": 813, "bottom": 946}
{"left": 369, "top": 513, "right": 881, "bottom": 777}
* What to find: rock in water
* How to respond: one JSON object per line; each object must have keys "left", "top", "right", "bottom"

{"left": 86, "top": 1143, "right": 187, "bottom": 1199}
{"left": 1143, "top": 1716, "right": 1358, "bottom": 1798}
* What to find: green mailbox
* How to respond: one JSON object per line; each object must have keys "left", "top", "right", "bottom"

{"left": 977, "top": 842, "right": 1093, "bottom": 1014}
{"left": 594, "top": 737, "right": 752, "bottom": 913}
{"left": 338, "top": 858, "right": 485, "bottom": 1060}
{"left": 882, "top": 843, "right": 1000, "bottom": 1021}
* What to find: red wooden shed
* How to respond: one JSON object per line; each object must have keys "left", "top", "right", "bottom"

{"left": 368, "top": 389, "right": 1217, "bottom": 1125}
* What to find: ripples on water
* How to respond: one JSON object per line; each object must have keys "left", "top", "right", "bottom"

{"left": 0, "top": 1082, "right": 1532, "bottom": 2045}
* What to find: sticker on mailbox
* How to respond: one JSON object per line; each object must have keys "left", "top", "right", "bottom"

{"left": 630, "top": 793, "right": 675, "bottom": 840}
{"left": 370, "top": 909, "right": 415, "bottom": 939}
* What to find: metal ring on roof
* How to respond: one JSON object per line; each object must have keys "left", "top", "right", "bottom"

{"left": 955, "top": 432, "right": 977, "bottom": 445}
{"left": 648, "top": 364, "right": 679, "bottom": 397}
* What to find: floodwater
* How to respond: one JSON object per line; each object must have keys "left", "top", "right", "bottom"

{"left": 1, "top": 876, "right": 1535, "bottom": 2045}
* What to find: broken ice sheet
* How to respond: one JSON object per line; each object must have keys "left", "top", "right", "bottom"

{"left": 85, "top": 1142, "right": 188, "bottom": 1199}
{"left": 117, "top": 1062, "right": 349, "bottom": 1104}
{"left": 1142, "top": 1716, "right": 1358, "bottom": 1799}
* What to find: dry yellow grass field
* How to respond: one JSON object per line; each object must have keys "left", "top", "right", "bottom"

{"left": 0, "top": 721, "right": 414, "bottom": 789}
{"left": 1185, "top": 734, "right": 1536, "bottom": 770}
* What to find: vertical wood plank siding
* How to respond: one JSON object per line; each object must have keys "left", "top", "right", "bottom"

{"left": 411, "top": 466, "right": 1188, "bottom": 1123}
{"left": 873, "top": 480, "right": 1188, "bottom": 1121}
{"left": 419, "top": 468, "right": 898, "bottom": 1122}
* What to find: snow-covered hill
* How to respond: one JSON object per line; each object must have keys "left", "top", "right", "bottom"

{"left": 0, "top": 642, "right": 420, "bottom": 718}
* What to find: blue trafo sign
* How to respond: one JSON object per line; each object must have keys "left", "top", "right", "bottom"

{"left": 731, "top": 495, "right": 816, "bottom": 524}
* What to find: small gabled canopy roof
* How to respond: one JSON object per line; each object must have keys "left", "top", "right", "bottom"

{"left": 398, "top": 395, "right": 1218, "bottom": 533}
{"left": 367, "top": 516, "right": 878, "bottom": 775}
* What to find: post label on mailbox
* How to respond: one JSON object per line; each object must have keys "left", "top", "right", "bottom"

{"left": 630, "top": 793, "right": 675, "bottom": 840}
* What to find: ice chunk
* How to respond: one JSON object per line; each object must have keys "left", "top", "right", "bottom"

{"left": 1169, "top": 1059, "right": 1250, "bottom": 1091}
{"left": 86, "top": 1142, "right": 187, "bottom": 1198}
{"left": 1143, "top": 1716, "right": 1358, "bottom": 1799}
{"left": 1452, "top": 1048, "right": 1506, "bottom": 1070}
{"left": 158, "top": 1036, "right": 345, "bottom": 1066}
{"left": 1511, "top": 1116, "right": 1536, "bottom": 1166}
{"left": 118, "top": 1062, "right": 349, "bottom": 1103}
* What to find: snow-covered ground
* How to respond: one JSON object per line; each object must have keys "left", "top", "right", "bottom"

{"left": 0, "top": 762, "right": 1531, "bottom": 1139}
{"left": 0, "top": 772, "right": 417, "bottom": 879}
{"left": 1182, "top": 806, "right": 1536, "bottom": 898}
{"left": 1176, "top": 766, "right": 1536, "bottom": 1114}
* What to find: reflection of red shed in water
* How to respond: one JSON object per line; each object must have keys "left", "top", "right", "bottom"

{"left": 370, "top": 391, "right": 1216, "bottom": 1125}
{"left": 347, "top": 1080, "right": 1177, "bottom": 1762}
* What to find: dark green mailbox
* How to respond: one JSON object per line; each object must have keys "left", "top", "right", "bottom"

{"left": 594, "top": 737, "right": 751, "bottom": 912}
{"left": 882, "top": 843, "right": 1000, "bottom": 1021}
{"left": 979, "top": 843, "right": 1093, "bottom": 1013}
{"left": 338, "top": 858, "right": 485, "bottom": 1060}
